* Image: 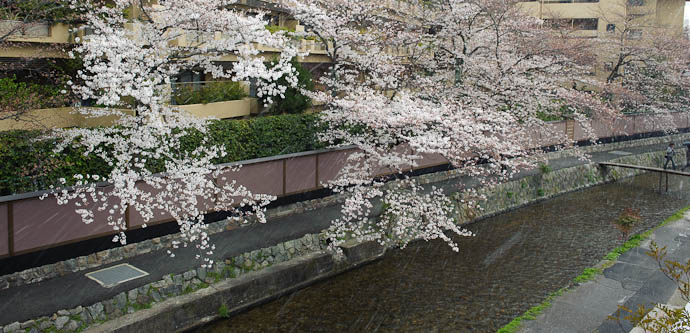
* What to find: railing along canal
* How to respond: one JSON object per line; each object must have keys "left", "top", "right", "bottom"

{"left": 0, "top": 112, "right": 688, "bottom": 258}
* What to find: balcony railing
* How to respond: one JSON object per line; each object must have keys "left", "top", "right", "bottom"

{"left": 0, "top": 20, "right": 50, "bottom": 37}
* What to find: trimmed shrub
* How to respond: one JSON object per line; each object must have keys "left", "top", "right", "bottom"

{"left": 0, "top": 76, "right": 71, "bottom": 116}
{"left": 260, "top": 59, "right": 314, "bottom": 114}
{"left": 0, "top": 114, "right": 326, "bottom": 195}
{"left": 172, "top": 81, "right": 247, "bottom": 105}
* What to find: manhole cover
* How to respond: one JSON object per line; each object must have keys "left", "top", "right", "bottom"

{"left": 609, "top": 151, "right": 632, "bottom": 156}
{"left": 85, "top": 263, "right": 149, "bottom": 288}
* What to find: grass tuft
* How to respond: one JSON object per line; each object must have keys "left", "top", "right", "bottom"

{"left": 497, "top": 287, "right": 567, "bottom": 333}
{"left": 497, "top": 205, "right": 690, "bottom": 333}
{"left": 574, "top": 268, "right": 602, "bottom": 284}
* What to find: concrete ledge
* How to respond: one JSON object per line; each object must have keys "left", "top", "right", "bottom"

{"left": 86, "top": 241, "right": 384, "bottom": 333}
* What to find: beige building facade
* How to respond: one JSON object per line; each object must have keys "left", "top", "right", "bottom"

{"left": 519, "top": 0, "right": 685, "bottom": 35}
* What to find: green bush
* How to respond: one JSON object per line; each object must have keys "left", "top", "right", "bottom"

{"left": 172, "top": 81, "right": 247, "bottom": 105}
{"left": 0, "top": 131, "right": 110, "bottom": 196}
{"left": 260, "top": 59, "right": 314, "bottom": 114}
{"left": 0, "top": 76, "right": 71, "bottom": 115}
{"left": 265, "top": 25, "right": 295, "bottom": 34}
{"left": 0, "top": 114, "right": 326, "bottom": 195}
{"left": 0, "top": 0, "right": 80, "bottom": 22}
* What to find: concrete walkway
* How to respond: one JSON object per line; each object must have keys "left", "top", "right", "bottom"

{"left": 0, "top": 139, "right": 686, "bottom": 328}
{"left": 520, "top": 212, "right": 690, "bottom": 333}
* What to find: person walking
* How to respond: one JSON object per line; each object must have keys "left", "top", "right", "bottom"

{"left": 664, "top": 143, "right": 676, "bottom": 170}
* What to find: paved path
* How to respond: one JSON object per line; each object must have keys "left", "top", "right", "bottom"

{"left": 520, "top": 212, "right": 690, "bottom": 333}
{"left": 0, "top": 140, "right": 683, "bottom": 326}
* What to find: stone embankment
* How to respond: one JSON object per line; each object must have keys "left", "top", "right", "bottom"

{"left": 1, "top": 132, "right": 690, "bottom": 332}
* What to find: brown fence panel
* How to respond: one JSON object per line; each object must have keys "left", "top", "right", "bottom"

{"left": 646, "top": 114, "right": 664, "bottom": 132}
{"left": 317, "top": 149, "right": 355, "bottom": 186}
{"left": 285, "top": 155, "right": 317, "bottom": 195}
{"left": 128, "top": 182, "right": 174, "bottom": 228}
{"left": 523, "top": 126, "right": 542, "bottom": 149}
{"left": 12, "top": 194, "right": 122, "bottom": 254}
{"left": 613, "top": 117, "right": 634, "bottom": 136}
{"left": 370, "top": 144, "right": 417, "bottom": 177}
{"left": 127, "top": 178, "right": 217, "bottom": 228}
{"left": 0, "top": 203, "right": 7, "bottom": 257}
{"left": 592, "top": 120, "right": 614, "bottom": 139}
{"left": 415, "top": 152, "right": 448, "bottom": 169}
{"left": 633, "top": 114, "right": 651, "bottom": 135}
{"left": 219, "top": 160, "right": 284, "bottom": 197}
{"left": 541, "top": 122, "right": 566, "bottom": 146}
{"left": 672, "top": 112, "right": 688, "bottom": 130}
{"left": 573, "top": 119, "right": 591, "bottom": 141}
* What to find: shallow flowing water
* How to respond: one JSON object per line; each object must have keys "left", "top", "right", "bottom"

{"left": 198, "top": 173, "right": 690, "bottom": 332}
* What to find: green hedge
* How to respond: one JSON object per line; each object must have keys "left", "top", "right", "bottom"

{"left": 0, "top": 0, "right": 80, "bottom": 22}
{"left": 0, "top": 114, "right": 326, "bottom": 196}
{"left": 263, "top": 59, "right": 314, "bottom": 115}
{"left": 172, "top": 81, "right": 247, "bottom": 105}
{"left": 0, "top": 76, "right": 72, "bottom": 112}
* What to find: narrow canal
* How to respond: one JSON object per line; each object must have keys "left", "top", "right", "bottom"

{"left": 198, "top": 173, "right": 690, "bottom": 332}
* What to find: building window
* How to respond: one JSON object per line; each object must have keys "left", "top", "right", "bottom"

{"left": 547, "top": 18, "right": 599, "bottom": 30}
{"left": 606, "top": 24, "right": 615, "bottom": 33}
{"left": 171, "top": 70, "right": 203, "bottom": 104}
{"left": 627, "top": 29, "right": 643, "bottom": 40}
{"left": 573, "top": 18, "right": 598, "bottom": 30}
{"left": 249, "top": 78, "right": 258, "bottom": 98}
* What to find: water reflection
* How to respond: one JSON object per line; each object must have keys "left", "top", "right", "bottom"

{"left": 198, "top": 173, "right": 690, "bottom": 332}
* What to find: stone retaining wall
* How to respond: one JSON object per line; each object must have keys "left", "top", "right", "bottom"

{"left": 1, "top": 134, "right": 689, "bottom": 332}
{"left": 459, "top": 150, "right": 671, "bottom": 223}
{"left": 3, "top": 132, "right": 689, "bottom": 291}
{"left": 1, "top": 234, "right": 330, "bottom": 332}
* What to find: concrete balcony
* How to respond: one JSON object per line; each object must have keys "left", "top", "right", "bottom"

{"left": 178, "top": 98, "right": 254, "bottom": 119}
{"left": 0, "top": 107, "right": 135, "bottom": 131}
{"left": 518, "top": 1, "right": 604, "bottom": 19}
{"left": 0, "top": 21, "right": 74, "bottom": 44}
{"left": 0, "top": 98, "right": 255, "bottom": 131}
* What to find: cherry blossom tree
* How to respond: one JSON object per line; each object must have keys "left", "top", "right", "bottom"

{"left": 48, "top": 0, "right": 301, "bottom": 266}
{"left": 594, "top": 1, "right": 690, "bottom": 116}
{"left": 49, "top": 0, "right": 689, "bottom": 262}
{"left": 291, "top": 0, "right": 610, "bottom": 252}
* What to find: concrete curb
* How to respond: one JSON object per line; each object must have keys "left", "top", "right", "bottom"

{"left": 85, "top": 241, "right": 385, "bottom": 333}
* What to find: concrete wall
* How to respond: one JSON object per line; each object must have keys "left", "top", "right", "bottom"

{"left": 0, "top": 99, "right": 255, "bottom": 131}
{"left": 656, "top": 0, "right": 685, "bottom": 30}
{"left": 0, "top": 107, "right": 135, "bottom": 131}
{"left": 177, "top": 98, "right": 252, "bottom": 119}
{"left": 1, "top": 22, "right": 72, "bottom": 45}
{"left": 458, "top": 150, "right": 670, "bottom": 223}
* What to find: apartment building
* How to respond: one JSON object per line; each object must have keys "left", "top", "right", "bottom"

{"left": 0, "top": 0, "right": 425, "bottom": 129}
{"left": 0, "top": 1, "right": 321, "bottom": 129}
{"left": 518, "top": 0, "right": 687, "bottom": 84}
{"left": 519, "top": 0, "right": 685, "bottom": 34}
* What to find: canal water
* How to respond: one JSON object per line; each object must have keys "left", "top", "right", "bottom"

{"left": 198, "top": 173, "right": 690, "bottom": 332}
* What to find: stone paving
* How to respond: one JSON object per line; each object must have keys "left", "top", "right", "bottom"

{"left": 520, "top": 214, "right": 690, "bottom": 333}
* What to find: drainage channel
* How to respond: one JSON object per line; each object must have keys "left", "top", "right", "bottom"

{"left": 194, "top": 172, "right": 690, "bottom": 332}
